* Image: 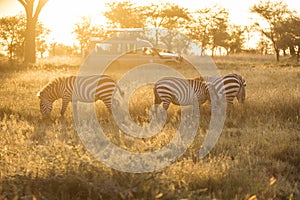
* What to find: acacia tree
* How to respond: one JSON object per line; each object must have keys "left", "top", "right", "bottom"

{"left": 158, "top": 3, "right": 190, "bottom": 51}
{"left": 190, "top": 6, "right": 230, "bottom": 56}
{"left": 18, "top": 0, "right": 48, "bottom": 63}
{"left": 0, "top": 14, "right": 49, "bottom": 61}
{"left": 104, "top": 1, "right": 146, "bottom": 28}
{"left": 288, "top": 17, "right": 300, "bottom": 62}
{"left": 143, "top": 3, "right": 190, "bottom": 48}
{"left": 144, "top": 3, "right": 168, "bottom": 46}
{"left": 0, "top": 14, "right": 26, "bottom": 61}
{"left": 104, "top": 1, "right": 191, "bottom": 50}
{"left": 209, "top": 7, "right": 230, "bottom": 56}
{"left": 189, "top": 8, "right": 212, "bottom": 55}
{"left": 73, "top": 17, "right": 103, "bottom": 57}
{"left": 36, "top": 22, "right": 50, "bottom": 58}
{"left": 251, "top": 0, "right": 292, "bottom": 61}
{"left": 226, "top": 25, "right": 245, "bottom": 54}
{"left": 276, "top": 16, "right": 300, "bottom": 62}
{"left": 257, "top": 34, "right": 272, "bottom": 55}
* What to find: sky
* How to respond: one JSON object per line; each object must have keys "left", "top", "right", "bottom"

{"left": 0, "top": 0, "right": 300, "bottom": 46}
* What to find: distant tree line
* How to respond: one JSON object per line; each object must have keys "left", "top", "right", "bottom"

{"left": 0, "top": 0, "right": 299, "bottom": 63}
{"left": 251, "top": 0, "right": 300, "bottom": 61}
{"left": 92, "top": 0, "right": 299, "bottom": 61}
{"left": 71, "top": 2, "right": 247, "bottom": 57}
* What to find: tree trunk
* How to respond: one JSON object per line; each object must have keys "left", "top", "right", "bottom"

{"left": 18, "top": 0, "right": 49, "bottom": 63}
{"left": 289, "top": 45, "right": 295, "bottom": 56}
{"left": 211, "top": 47, "right": 215, "bottom": 57}
{"left": 275, "top": 48, "right": 280, "bottom": 62}
{"left": 297, "top": 46, "right": 299, "bottom": 63}
{"left": 24, "top": 18, "right": 36, "bottom": 63}
{"left": 8, "top": 41, "right": 13, "bottom": 61}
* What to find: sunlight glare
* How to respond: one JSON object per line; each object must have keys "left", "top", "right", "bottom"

{"left": 39, "top": 0, "right": 106, "bottom": 45}
{"left": 1, "top": 0, "right": 299, "bottom": 47}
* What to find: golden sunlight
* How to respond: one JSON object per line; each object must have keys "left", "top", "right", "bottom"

{"left": 0, "top": 0, "right": 299, "bottom": 46}
{"left": 39, "top": 0, "right": 107, "bottom": 44}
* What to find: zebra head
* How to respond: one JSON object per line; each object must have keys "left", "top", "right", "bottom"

{"left": 237, "top": 77, "right": 246, "bottom": 103}
{"left": 37, "top": 91, "right": 53, "bottom": 118}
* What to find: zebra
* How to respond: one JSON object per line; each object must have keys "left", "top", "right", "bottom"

{"left": 37, "top": 75, "right": 123, "bottom": 118}
{"left": 153, "top": 77, "right": 212, "bottom": 110}
{"left": 203, "top": 73, "right": 246, "bottom": 104}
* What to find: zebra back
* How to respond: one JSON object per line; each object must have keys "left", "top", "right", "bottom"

{"left": 38, "top": 76, "right": 70, "bottom": 102}
{"left": 154, "top": 77, "right": 209, "bottom": 109}
{"left": 38, "top": 75, "right": 120, "bottom": 117}
{"left": 204, "top": 73, "right": 246, "bottom": 104}
{"left": 72, "top": 75, "right": 117, "bottom": 102}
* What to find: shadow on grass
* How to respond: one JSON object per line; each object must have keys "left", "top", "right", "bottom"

{"left": 0, "top": 166, "right": 252, "bottom": 200}
{"left": 0, "top": 170, "right": 113, "bottom": 199}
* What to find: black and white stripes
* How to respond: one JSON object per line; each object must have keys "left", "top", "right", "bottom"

{"left": 153, "top": 77, "right": 209, "bottom": 110}
{"left": 37, "top": 75, "right": 121, "bottom": 117}
{"left": 37, "top": 73, "right": 246, "bottom": 117}
{"left": 153, "top": 73, "right": 246, "bottom": 110}
{"left": 204, "top": 73, "right": 246, "bottom": 104}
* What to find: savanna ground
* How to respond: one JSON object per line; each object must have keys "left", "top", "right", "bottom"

{"left": 0, "top": 54, "right": 299, "bottom": 200}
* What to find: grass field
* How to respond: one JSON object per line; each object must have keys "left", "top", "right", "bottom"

{"left": 0, "top": 55, "right": 299, "bottom": 199}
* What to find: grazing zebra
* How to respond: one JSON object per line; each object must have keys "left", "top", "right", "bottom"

{"left": 153, "top": 77, "right": 211, "bottom": 110}
{"left": 37, "top": 75, "right": 122, "bottom": 118}
{"left": 204, "top": 73, "right": 246, "bottom": 104}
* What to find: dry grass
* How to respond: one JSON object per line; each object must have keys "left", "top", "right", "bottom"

{"left": 0, "top": 55, "right": 299, "bottom": 199}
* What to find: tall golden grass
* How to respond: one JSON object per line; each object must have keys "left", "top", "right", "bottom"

{"left": 0, "top": 55, "right": 299, "bottom": 199}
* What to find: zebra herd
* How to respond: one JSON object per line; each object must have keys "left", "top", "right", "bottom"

{"left": 37, "top": 73, "right": 246, "bottom": 118}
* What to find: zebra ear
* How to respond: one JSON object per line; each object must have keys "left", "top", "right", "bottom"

{"left": 37, "top": 91, "right": 41, "bottom": 98}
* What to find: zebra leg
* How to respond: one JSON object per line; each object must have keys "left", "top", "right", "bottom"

{"left": 227, "top": 102, "right": 234, "bottom": 118}
{"left": 101, "top": 96, "right": 112, "bottom": 112}
{"left": 61, "top": 99, "right": 70, "bottom": 117}
{"left": 162, "top": 101, "right": 170, "bottom": 111}
{"left": 153, "top": 88, "right": 162, "bottom": 113}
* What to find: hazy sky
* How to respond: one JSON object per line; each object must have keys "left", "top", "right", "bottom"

{"left": 0, "top": 0, "right": 299, "bottom": 45}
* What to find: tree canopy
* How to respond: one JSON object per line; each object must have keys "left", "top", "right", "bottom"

{"left": 0, "top": 0, "right": 299, "bottom": 62}
{"left": 0, "top": 14, "right": 49, "bottom": 62}
{"left": 251, "top": 0, "right": 294, "bottom": 61}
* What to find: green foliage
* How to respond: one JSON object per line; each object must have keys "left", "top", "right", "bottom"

{"left": 250, "top": 0, "right": 295, "bottom": 61}
{"left": 36, "top": 22, "right": 51, "bottom": 58}
{"left": 0, "top": 14, "right": 26, "bottom": 61}
{"left": 104, "top": 1, "right": 146, "bottom": 28}
{"left": 208, "top": 6, "right": 230, "bottom": 53}
{"left": 250, "top": 0, "right": 291, "bottom": 26}
{"left": 104, "top": 1, "right": 191, "bottom": 50}
{"left": 0, "top": 14, "right": 50, "bottom": 62}
{"left": 189, "top": 6, "right": 232, "bottom": 56}
{"left": 189, "top": 8, "right": 212, "bottom": 53}
{"left": 226, "top": 25, "right": 246, "bottom": 54}
{"left": 72, "top": 16, "right": 105, "bottom": 56}
{"left": 150, "top": 3, "right": 191, "bottom": 51}
{"left": 275, "top": 16, "right": 300, "bottom": 61}
{"left": 158, "top": 3, "right": 190, "bottom": 30}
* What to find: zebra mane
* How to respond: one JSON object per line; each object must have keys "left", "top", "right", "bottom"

{"left": 193, "top": 76, "right": 204, "bottom": 81}
{"left": 38, "top": 77, "right": 66, "bottom": 97}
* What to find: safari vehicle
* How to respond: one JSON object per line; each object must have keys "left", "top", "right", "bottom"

{"left": 87, "top": 28, "right": 182, "bottom": 69}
